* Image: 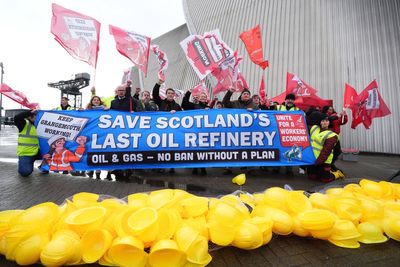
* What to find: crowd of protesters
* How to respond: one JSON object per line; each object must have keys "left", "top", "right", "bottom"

{"left": 15, "top": 78, "right": 348, "bottom": 183}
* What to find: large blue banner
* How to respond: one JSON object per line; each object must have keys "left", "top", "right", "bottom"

{"left": 35, "top": 109, "right": 315, "bottom": 171}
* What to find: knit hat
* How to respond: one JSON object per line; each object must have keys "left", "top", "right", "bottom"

{"left": 285, "top": 93, "right": 296, "bottom": 100}
{"left": 314, "top": 112, "right": 329, "bottom": 126}
{"left": 239, "top": 88, "right": 251, "bottom": 100}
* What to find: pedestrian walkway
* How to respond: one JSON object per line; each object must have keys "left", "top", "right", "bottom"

{"left": 1, "top": 126, "right": 400, "bottom": 266}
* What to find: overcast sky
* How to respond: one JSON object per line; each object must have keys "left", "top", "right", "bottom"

{"left": 0, "top": 0, "right": 186, "bottom": 110}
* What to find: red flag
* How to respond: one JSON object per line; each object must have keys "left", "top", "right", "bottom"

{"left": 343, "top": 83, "right": 358, "bottom": 108}
{"left": 51, "top": 3, "right": 100, "bottom": 68}
{"left": 286, "top": 72, "right": 318, "bottom": 97}
{"left": 259, "top": 76, "right": 266, "bottom": 103}
{"left": 109, "top": 25, "right": 151, "bottom": 76}
{"left": 350, "top": 80, "right": 391, "bottom": 129}
{"left": 239, "top": 25, "right": 269, "bottom": 70}
{"left": 151, "top": 45, "right": 168, "bottom": 81}
{"left": 0, "top": 83, "right": 39, "bottom": 109}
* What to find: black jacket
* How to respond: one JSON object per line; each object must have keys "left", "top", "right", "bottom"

{"left": 182, "top": 91, "right": 210, "bottom": 110}
{"left": 152, "top": 83, "right": 182, "bottom": 112}
{"left": 110, "top": 96, "right": 141, "bottom": 112}
{"left": 14, "top": 110, "right": 33, "bottom": 132}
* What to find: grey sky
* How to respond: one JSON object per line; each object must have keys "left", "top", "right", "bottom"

{"left": 0, "top": 0, "right": 185, "bottom": 109}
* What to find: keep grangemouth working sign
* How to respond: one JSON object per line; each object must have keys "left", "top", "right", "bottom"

{"left": 35, "top": 109, "right": 315, "bottom": 171}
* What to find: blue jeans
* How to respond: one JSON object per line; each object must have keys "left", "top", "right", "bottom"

{"left": 18, "top": 156, "right": 36, "bottom": 177}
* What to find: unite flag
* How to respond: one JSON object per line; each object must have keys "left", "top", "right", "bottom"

{"left": 0, "top": 83, "right": 40, "bottom": 110}
{"left": 151, "top": 45, "right": 168, "bottom": 81}
{"left": 239, "top": 24, "right": 269, "bottom": 70}
{"left": 109, "top": 25, "right": 151, "bottom": 76}
{"left": 51, "top": 3, "right": 101, "bottom": 68}
{"left": 344, "top": 80, "right": 391, "bottom": 129}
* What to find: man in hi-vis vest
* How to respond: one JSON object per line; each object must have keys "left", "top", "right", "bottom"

{"left": 14, "top": 109, "right": 42, "bottom": 176}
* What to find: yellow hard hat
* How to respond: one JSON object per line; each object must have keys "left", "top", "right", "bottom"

{"left": 81, "top": 229, "right": 113, "bottom": 263}
{"left": 329, "top": 220, "right": 361, "bottom": 241}
{"left": 232, "top": 173, "right": 246, "bottom": 185}
{"left": 359, "top": 179, "right": 383, "bottom": 198}
{"left": 127, "top": 207, "right": 159, "bottom": 244}
{"left": 180, "top": 196, "right": 209, "bottom": 218}
{"left": 357, "top": 222, "right": 388, "bottom": 244}
{"left": 186, "top": 235, "right": 212, "bottom": 266}
{"left": 328, "top": 238, "right": 360, "bottom": 248}
{"left": 232, "top": 220, "right": 263, "bottom": 250}
{"left": 14, "top": 232, "right": 49, "bottom": 266}
{"left": 64, "top": 206, "right": 106, "bottom": 236}
{"left": 263, "top": 187, "right": 289, "bottom": 211}
{"left": 286, "top": 191, "right": 312, "bottom": 214}
{"left": 298, "top": 209, "right": 336, "bottom": 231}
{"left": 107, "top": 236, "right": 147, "bottom": 267}
{"left": 383, "top": 217, "right": 400, "bottom": 241}
{"left": 148, "top": 239, "right": 186, "bottom": 267}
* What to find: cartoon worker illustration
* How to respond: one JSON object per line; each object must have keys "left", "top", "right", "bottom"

{"left": 43, "top": 135, "right": 87, "bottom": 171}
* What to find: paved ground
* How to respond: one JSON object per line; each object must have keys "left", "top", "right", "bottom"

{"left": 1, "top": 126, "right": 399, "bottom": 266}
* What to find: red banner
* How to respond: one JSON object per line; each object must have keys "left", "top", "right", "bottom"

{"left": 51, "top": 3, "right": 100, "bottom": 68}
{"left": 347, "top": 80, "right": 391, "bottom": 129}
{"left": 259, "top": 76, "right": 266, "bottom": 103}
{"left": 343, "top": 83, "right": 358, "bottom": 108}
{"left": 275, "top": 114, "right": 310, "bottom": 149}
{"left": 151, "top": 45, "right": 168, "bottom": 81}
{"left": 109, "top": 25, "right": 151, "bottom": 76}
{"left": 180, "top": 29, "right": 234, "bottom": 80}
{"left": 0, "top": 83, "right": 39, "bottom": 110}
{"left": 239, "top": 25, "right": 269, "bottom": 70}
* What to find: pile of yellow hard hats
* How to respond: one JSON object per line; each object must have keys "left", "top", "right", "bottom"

{"left": 0, "top": 178, "right": 399, "bottom": 266}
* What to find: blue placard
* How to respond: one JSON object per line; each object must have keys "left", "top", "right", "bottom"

{"left": 35, "top": 109, "right": 315, "bottom": 171}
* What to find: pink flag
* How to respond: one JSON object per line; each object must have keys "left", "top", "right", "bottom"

{"left": 0, "top": 83, "right": 39, "bottom": 109}
{"left": 180, "top": 29, "right": 234, "bottom": 80}
{"left": 349, "top": 80, "right": 391, "bottom": 129}
{"left": 151, "top": 45, "right": 168, "bottom": 81}
{"left": 51, "top": 3, "right": 100, "bottom": 68}
{"left": 109, "top": 25, "right": 151, "bottom": 76}
{"left": 259, "top": 76, "right": 266, "bottom": 104}
{"left": 239, "top": 25, "right": 269, "bottom": 70}
{"left": 211, "top": 51, "right": 246, "bottom": 95}
{"left": 286, "top": 72, "right": 318, "bottom": 97}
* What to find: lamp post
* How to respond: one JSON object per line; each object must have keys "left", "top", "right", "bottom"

{"left": 0, "top": 62, "right": 4, "bottom": 131}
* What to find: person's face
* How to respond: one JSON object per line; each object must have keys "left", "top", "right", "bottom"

{"left": 28, "top": 114, "right": 36, "bottom": 123}
{"left": 61, "top": 98, "right": 68, "bottom": 106}
{"left": 135, "top": 88, "right": 141, "bottom": 94}
{"left": 241, "top": 92, "right": 250, "bottom": 101}
{"left": 285, "top": 99, "right": 294, "bottom": 107}
{"left": 199, "top": 93, "right": 207, "bottom": 103}
{"left": 327, "top": 107, "right": 334, "bottom": 115}
{"left": 252, "top": 96, "right": 260, "bottom": 105}
{"left": 216, "top": 103, "right": 223, "bottom": 109}
{"left": 320, "top": 119, "right": 330, "bottom": 129}
{"left": 116, "top": 88, "right": 126, "bottom": 97}
{"left": 142, "top": 91, "right": 151, "bottom": 101}
{"left": 91, "top": 97, "right": 101, "bottom": 106}
{"left": 192, "top": 94, "right": 199, "bottom": 103}
{"left": 166, "top": 89, "right": 175, "bottom": 101}
{"left": 54, "top": 138, "right": 65, "bottom": 148}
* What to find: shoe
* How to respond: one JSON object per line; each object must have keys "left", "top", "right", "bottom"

{"left": 168, "top": 168, "right": 175, "bottom": 174}
{"left": 87, "top": 171, "right": 94, "bottom": 178}
{"left": 105, "top": 172, "right": 113, "bottom": 181}
{"left": 331, "top": 170, "right": 345, "bottom": 180}
{"left": 200, "top": 168, "right": 207, "bottom": 176}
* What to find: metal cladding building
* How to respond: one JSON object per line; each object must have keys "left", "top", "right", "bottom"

{"left": 132, "top": 0, "right": 400, "bottom": 154}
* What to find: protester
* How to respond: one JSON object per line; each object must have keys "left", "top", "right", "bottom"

{"left": 55, "top": 96, "right": 73, "bottom": 110}
{"left": 139, "top": 90, "right": 159, "bottom": 111}
{"left": 152, "top": 79, "right": 182, "bottom": 113}
{"left": 214, "top": 101, "right": 224, "bottom": 109}
{"left": 307, "top": 112, "right": 345, "bottom": 182}
{"left": 222, "top": 87, "right": 257, "bottom": 109}
{"left": 276, "top": 93, "right": 300, "bottom": 111}
{"left": 85, "top": 95, "right": 109, "bottom": 179}
{"left": 152, "top": 79, "right": 182, "bottom": 174}
{"left": 322, "top": 105, "right": 348, "bottom": 171}
{"left": 14, "top": 109, "right": 42, "bottom": 177}
{"left": 110, "top": 83, "right": 141, "bottom": 112}
{"left": 274, "top": 93, "right": 300, "bottom": 175}
{"left": 182, "top": 89, "right": 210, "bottom": 175}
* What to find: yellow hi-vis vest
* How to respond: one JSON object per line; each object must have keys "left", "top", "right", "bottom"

{"left": 277, "top": 105, "right": 300, "bottom": 111}
{"left": 17, "top": 119, "right": 39, "bottom": 156}
{"left": 55, "top": 106, "right": 73, "bottom": 110}
{"left": 310, "top": 125, "right": 337, "bottom": 164}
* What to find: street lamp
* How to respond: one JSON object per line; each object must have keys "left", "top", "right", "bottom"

{"left": 0, "top": 62, "right": 4, "bottom": 131}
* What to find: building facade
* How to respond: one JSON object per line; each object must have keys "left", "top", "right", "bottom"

{"left": 133, "top": 0, "right": 400, "bottom": 154}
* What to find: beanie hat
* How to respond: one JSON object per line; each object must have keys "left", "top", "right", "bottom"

{"left": 239, "top": 88, "right": 251, "bottom": 100}
{"left": 314, "top": 112, "right": 329, "bottom": 126}
{"left": 285, "top": 93, "right": 296, "bottom": 100}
